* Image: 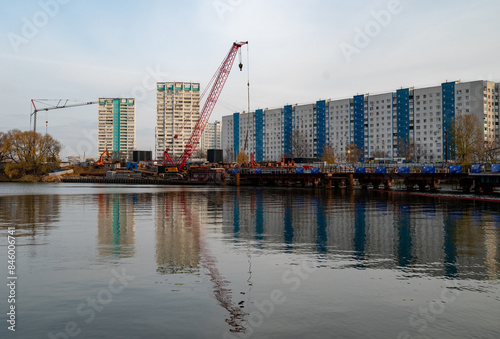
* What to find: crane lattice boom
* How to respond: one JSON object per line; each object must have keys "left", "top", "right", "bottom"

{"left": 30, "top": 99, "right": 98, "bottom": 132}
{"left": 168, "top": 41, "right": 248, "bottom": 170}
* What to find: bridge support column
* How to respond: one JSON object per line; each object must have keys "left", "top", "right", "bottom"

{"left": 347, "top": 174, "right": 354, "bottom": 189}
{"left": 325, "top": 179, "right": 332, "bottom": 189}
{"left": 430, "top": 180, "right": 440, "bottom": 191}
{"left": 418, "top": 182, "right": 426, "bottom": 191}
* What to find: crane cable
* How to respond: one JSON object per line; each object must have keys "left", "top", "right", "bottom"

{"left": 247, "top": 44, "right": 250, "bottom": 117}
{"left": 243, "top": 45, "right": 251, "bottom": 154}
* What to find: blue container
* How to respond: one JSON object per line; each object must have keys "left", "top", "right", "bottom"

{"left": 471, "top": 164, "right": 481, "bottom": 173}
{"left": 492, "top": 164, "right": 500, "bottom": 173}
{"left": 311, "top": 168, "right": 319, "bottom": 174}
{"left": 375, "top": 167, "right": 387, "bottom": 174}
{"left": 355, "top": 167, "right": 366, "bottom": 174}
{"left": 232, "top": 169, "right": 239, "bottom": 174}
{"left": 295, "top": 168, "right": 304, "bottom": 174}
{"left": 449, "top": 166, "right": 462, "bottom": 174}
{"left": 126, "top": 162, "right": 138, "bottom": 171}
{"left": 398, "top": 167, "right": 410, "bottom": 174}
{"left": 422, "top": 166, "right": 435, "bottom": 174}
{"left": 255, "top": 168, "right": 262, "bottom": 174}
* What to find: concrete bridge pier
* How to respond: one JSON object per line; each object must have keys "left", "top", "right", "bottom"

{"left": 325, "top": 179, "right": 332, "bottom": 189}
{"left": 347, "top": 174, "right": 354, "bottom": 189}
{"left": 429, "top": 179, "right": 440, "bottom": 191}
{"left": 418, "top": 182, "right": 427, "bottom": 191}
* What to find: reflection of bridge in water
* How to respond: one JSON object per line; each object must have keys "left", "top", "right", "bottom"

{"left": 222, "top": 189, "right": 499, "bottom": 280}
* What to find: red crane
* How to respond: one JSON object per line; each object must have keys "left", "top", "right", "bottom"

{"left": 165, "top": 41, "right": 248, "bottom": 170}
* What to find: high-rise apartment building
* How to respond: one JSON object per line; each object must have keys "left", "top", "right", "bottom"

{"left": 156, "top": 82, "right": 200, "bottom": 160}
{"left": 98, "top": 98, "right": 136, "bottom": 161}
{"left": 222, "top": 80, "right": 500, "bottom": 163}
{"left": 199, "top": 121, "right": 222, "bottom": 152}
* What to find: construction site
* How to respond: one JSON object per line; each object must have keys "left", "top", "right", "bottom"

{"left": 27, "top": 41, "right": 500, "bottom": 196}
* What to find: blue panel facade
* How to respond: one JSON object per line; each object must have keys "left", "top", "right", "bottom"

{"left": 442, "top": 82, "right": 455, "bottom": 161}
{"left": 353, "top": 95, "right": 365, "bottom": 162}
{"left": 396, "top": 89, "right": 410, "bottom": 156}
{"left": 316, "top": 100, "right": 326, "bottom": 157}
{"left": 255, "top": 109, "right": 264, "bottom": 161}
{"left": 284, "top": 105, "right": 293, "bottom": 156}
{"left": 112, "top": 99, "right": 121, "bottom": 152}
{"left": 233, "top": 113, "right": 240, "bottom": 161}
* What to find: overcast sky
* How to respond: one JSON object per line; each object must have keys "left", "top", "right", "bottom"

{"left": 1, "top": 0, "right": 499, "bottom": 158}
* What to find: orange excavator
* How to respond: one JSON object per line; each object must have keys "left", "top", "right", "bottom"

{"left": 93, "top": 149, "right": 110, "bottom": 166}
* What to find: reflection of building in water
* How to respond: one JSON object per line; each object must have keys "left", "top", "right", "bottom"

{"left": 0, "top": 194, "right": 60, "bottom": 238}
{"left": 97, "top": 194, "right": 135, "bottom": 258}
{"left": 222, "top": 189, "right": 500, "bottom": 280}
{"left": 483, "top": 215, "right": 499, "bottom": 280}
{"left": 155, "top": 192, "right": 201, "bottom": 274}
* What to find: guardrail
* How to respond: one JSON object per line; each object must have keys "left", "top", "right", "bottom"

{"left": 228, "top": 164, "right": 500, "bottom": 175}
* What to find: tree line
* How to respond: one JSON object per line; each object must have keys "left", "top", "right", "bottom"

{"left": 0, "top": 130, "right": 62, "bottom": 179}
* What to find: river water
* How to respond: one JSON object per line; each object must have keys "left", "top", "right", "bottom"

{"left": 0, "top": 183, "right": 499, "bottom": 338}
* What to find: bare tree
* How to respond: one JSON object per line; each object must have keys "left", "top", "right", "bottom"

{"left": 451, "top": 114, "right": 483, "bottom": 166}
{"left": 480, "top": 138, "right": 500, "bottom": 164}
{"left": 289, "top": 130, "right": 308, "bottom": 158}
{"left": 321, "top": 144, "right": 336, "bottom": 163}
{"left": 192, "top": 147, "right": 205, "bottom": 160}
{"left": 0, "top": 131, "right": 11, "bottom": 162}
{"left": 397, "top": 137, "right": 415, "bottom": 162}
{"left": 371, "top": 149, "right": 389, "bottom": 159}
{"left": 224, "top": 147, "right": 234, "bottom": 162}
{"left": 345, "top": 142, "right": 362, "bottom": 163}
{"left": 413, "top": 143, "right": 428, "bottom": 163}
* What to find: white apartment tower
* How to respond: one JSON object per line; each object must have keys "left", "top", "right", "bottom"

{"left": 98, "top": 98, "right": 136, "bottom": 161}
{"left": 156, "top": 82, "right": 201, "bottom": 160}
{"left": 199, "top": 121, "right": 222, "bottom": 152}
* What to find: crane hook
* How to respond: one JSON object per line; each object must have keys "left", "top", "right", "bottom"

{"left": 239, "top": 63, "right": 243, "bottom": 71}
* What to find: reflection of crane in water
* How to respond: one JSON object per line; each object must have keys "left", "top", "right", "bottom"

{"left": 178, "top": 191, "right": 248, "bottom": 332}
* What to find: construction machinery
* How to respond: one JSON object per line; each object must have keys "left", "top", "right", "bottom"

{"left": 164, "top": 41, "right": 249, "bottom": 171}
{"left": 93, "top": 149, "right": 110, "bottom": 166}
{"left": 30, "top": 99, "right": 98, "bottom": 132}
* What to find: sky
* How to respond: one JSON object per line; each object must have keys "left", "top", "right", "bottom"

{"left": 1, "top": 0, "right": 499, "bottom": 158}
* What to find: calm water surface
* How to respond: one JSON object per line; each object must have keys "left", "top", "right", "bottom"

{"left": 0, "top": 183, "right": 499, "bottom": 338}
